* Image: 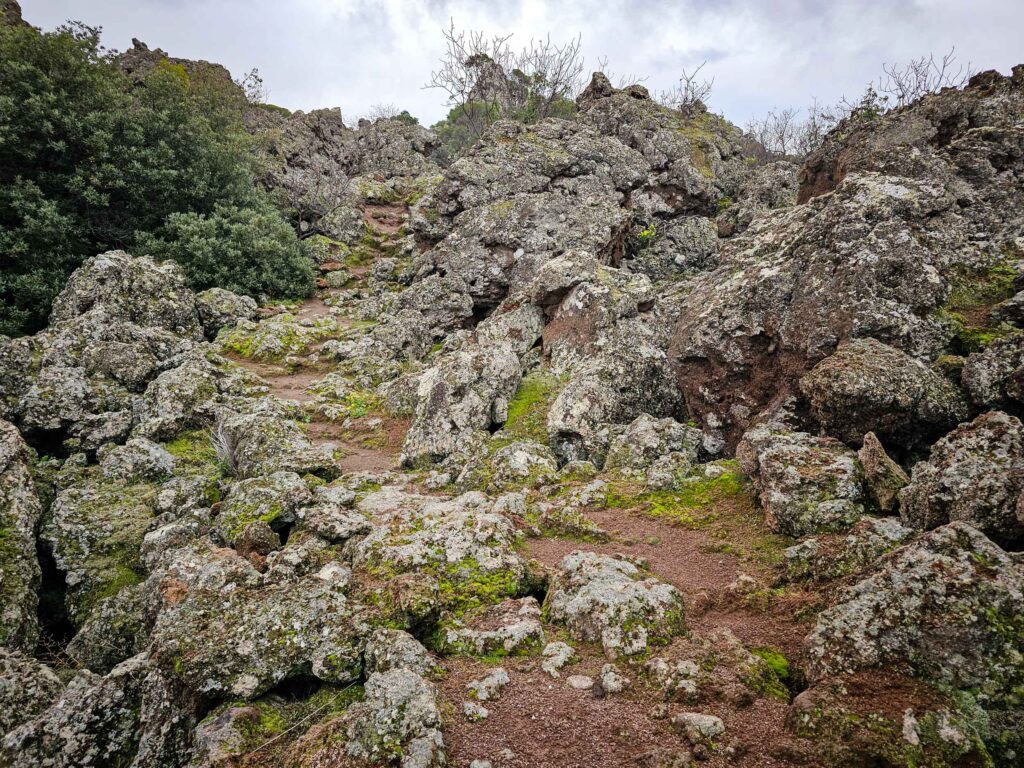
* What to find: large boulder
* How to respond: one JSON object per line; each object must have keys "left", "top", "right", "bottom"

{"left": 150, "top": 574, "right": 365, "bottom": 700}
{"left": 899, "top": 411, "right": 1024, "bottom": 546}
{"left": 49, "top": 251, "right": 202, "bottom": 339}
{"left": 962, "top": 333, "right": 1024, "bottom": 409}
{"left": 544, "top": 551, "right": 685, "bottom": 659}
{"left": 807, "top": 522, "right": 1024, "bottom": 705}
{"left": 0, "top": 648, "right": 63, "bottom": 735}
{"left": 800, "top": 338, "right": 968, "bottom": 449}
{"left": 0, "top": 419, "right": 43, "bottom": 650}
{"left": 737, "top": 423, "right": 866, "bottom": 536}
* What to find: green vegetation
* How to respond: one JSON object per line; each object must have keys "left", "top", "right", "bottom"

{"left": 603, "top": 462, "right": 792, "bottom": 567}
{"left": 501, "top": 371, "right": 562, "bottom": 444}
{"left": 939, "top": 259, "right": 1018, "bottom": 353}
{"left": 0, "top": 22, "right": 313, "bottom": 335}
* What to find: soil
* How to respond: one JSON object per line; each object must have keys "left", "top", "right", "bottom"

{"left": 439, "top": 497, "right": 824, "bottom": 768}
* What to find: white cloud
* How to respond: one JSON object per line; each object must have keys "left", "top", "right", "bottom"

{"left": 24, "top": 0, "right": 1024, "bottom": 127}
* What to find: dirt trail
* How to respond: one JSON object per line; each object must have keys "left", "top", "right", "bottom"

{"left": 230, "top": 290, "right": 407, "bottom": 475}
{"left": 440, "top": 500, "right": 818, "bottom": 768}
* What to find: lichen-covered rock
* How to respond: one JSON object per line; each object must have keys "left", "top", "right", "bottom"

{"left": 962, "top": 333, "right": 1024, "bottom": 409}
{"left": 807, "top": 522, "right": 1024, "bottom": 703}
{"left": 66, "top": 582, "right": 147, "bottom": 674}
{"left": 0, "top": 648, "right": 63, "bottom": 735}
{"left": 544, "top": 551, "right": 685, "bottom": 659}
{"left": 98, "top": 437, "right": 176, "bottom": 483}
{"left": 603, "top": 414, "right": 703, "bottom": 476}
{"left": 0, "top": 419, "right": 43, "bottom": 650}
{"left": 151, "top": 574, "right": 366, "bottom": 699}
{"left": 857, "top": 431, "right": 910, "bottom": 514}
{"left": 737, "top": 424, "right": 866, "bottom": 536}
{"left": 43, "top": 471, "right": 157, "bottom": 626}
{"left": 345, "top": 668, "right": 445, "bottom": 768}
{"left": 299, "top": 483, "right": 371, "bottom": 543}
{"left": 215, "top": 471, "right": 311, "bottom": 554}
{"left": 219, "top": 406, "right": 340, "bottom": 480}
{"left": 800, "top": 338, "right": 968, "bottom": 449}
{"left": 436, "top": 597, "right": 545, "bottom": 656}
{"left": 364, "top": 628, "right": 438, "bottom": 677}
{"left": 784, "top": 517, "right": 915, "bottom": 583}
{"left": 133, "top": 353, "right": 221, "bottom": 440}
{"left": 349, "top": 487, "right": 528, "bottom": 619}
{"left": 898, "top": 411, "right": 1024, "bottom": 546}
{"left": 195, "top": 288, "right": 258, "bottom": 339}
{"left": 457, "top": 439, "right": 558, "bottom": 492}
{"left": 2, "top": 653, "right": 149, "bottom": 768}
{"left": 49, "top": 251, "right": 202, "bottom": 339}
{"left": 402, "top": 304, "right": 543, "bottom": 466}
{"left": 627, "top": 215, "right": 719, "bottom": 281}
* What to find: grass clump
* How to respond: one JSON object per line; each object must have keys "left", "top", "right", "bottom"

{"left": 502, "top": 371, "right": 562, "bottom": 445}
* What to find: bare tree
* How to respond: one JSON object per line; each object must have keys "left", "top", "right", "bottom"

{"left": 878, "top": 47, "right": 973, "bottom": 107}
{"left": 365, "top": 103, "right": 401, "bottom": 121}
{"left": 657, "top": 61, "right": 714, "bottom": 114}
{"left": 595, "top": 55, "right": 648, "bottom": 88}
{"left": 235, "top": 67, "right": 267, "bottom": 104}
{"left": 425, "top": 20, "right": 586, "bottom": 145}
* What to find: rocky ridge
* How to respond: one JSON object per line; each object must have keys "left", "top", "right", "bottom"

{"left": 0, "top": 30, "right": 1023, "bottom": 768}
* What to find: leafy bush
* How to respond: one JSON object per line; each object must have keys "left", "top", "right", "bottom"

{"left": 0, "top": 21, "right": 312, "bottom": 335}
{"left": 137, "top": 198, "right": 315, "bottom": 300}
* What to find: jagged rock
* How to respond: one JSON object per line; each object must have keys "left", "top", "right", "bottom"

{"left": 66, "top": 583, "right": 147, "bottom": 674}
{"left": 299, "top": 484, "right": 371, "bottom": 543}
{"left": 457, "top": 439, "right": 558, "bottom": 492}
{"left": 215, "top": 471, "right": 312, "bottom": 554}
{"left": 98, "top": 437, "right": 176, "bottom": 483}
{"left": 44, "top": 469, "right": 158, "bottom": 626}
{"left": 800, "top": 338, "right": 968, "bottom": 449}
{"left": 962, "top": 333, "right": 1024, "bottom": 408}
{"left": 0, "top": 419, "right": 43, "bottom": 650}
{"left": 541, "top": 641, "right": 576, "bottom": 678}
{"left": 133, "top": 353, "right": 221, "bottom": 440}
{"left": 2, "top": 653, "right": 149, "bottom": 768}
{"left": 899, "top": 411, "right": 1024, "bottom": 546}
{"left": 604, "top": 414, "right": 703, "bottom": 476}
{"left": 672, "top": 712, "right": 725, "bottom": 743}
{"left": 717, "top": 160, "right": 798, "bottom": 237}
{"left": 364, "top": 628, "right": 438, "bottom": 677}
{"left": 50, "top": 251, "right": 202, "bottom": 339}
{"left": 627, "top": 215, "right": 719, "bottom": 280}
{"left": 218, "top": 406, "right": 340, "bottom": 480}
{"left": 737, "top": 424, "right": 866, "bottom": 536}
{"left": 784, "top": 517, "right": 915, "bottom": 583}
{"left": 544, "top": 551, "right": 685, "bottom": 659}
{"left": 346, "top": 668, "right": 445, "bottom": 768}
{"left": 402, "top": 304, "right": 543, "bottom": 465}
{"left": 600, "top": 664, "right": 631, "bottom": 694}
{"left": 807, "top": 522, "right": 1024, "bottom": 702}
{"left": 0, "top": 648, "right": 63, "bottom": 735}
{"left": 349, "top": 487, "right": 528, "bottom": 619}
{"left": 151, "top": 574, "right": 365, "bottom": 699}
{"left": 194, "top": 288, "right": 258, "bottom": 339}
{"left": 467, "top": 668, "right": 510, "bottom": 701}
{"left": 437, "top": 597, "right": 545, "bottom": 656}
{"left": 857, "top": 432, "right": 910, "bottom": 513}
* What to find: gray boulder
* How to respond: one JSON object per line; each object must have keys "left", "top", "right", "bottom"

{"left": 544, "top": 551, "right": 685, "bottom": 660}
{"left": 899, "top": 411, "right": 1024, "bottom": 546}
{"left": 195, "top": 288, "right": 258, "bottom": 339}
{"left": 800, "top": 338, "right": 968, "bottom": 449}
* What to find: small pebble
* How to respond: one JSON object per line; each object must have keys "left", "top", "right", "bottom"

{"left": 566, "top": 674, "right": 594, "bottom": 690}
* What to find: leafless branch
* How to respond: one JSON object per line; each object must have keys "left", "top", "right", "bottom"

{"left": 657, "top": 61, "right": 714, "bottom": 114}
{"left": 878, "top": 47, "right": 973, "bottom": 107}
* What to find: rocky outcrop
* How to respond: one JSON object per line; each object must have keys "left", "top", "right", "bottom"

{"left": 899, "top": 411, "right": 1024, "bottom": 546}
{"left": 800, "top": 338, "right": 968, "bottom": 449}
{"left": 544, "top": 551, "right": 685, "bottom": 659}
{"left": 807, "top": 522, "right": 1023, "bottom": 703}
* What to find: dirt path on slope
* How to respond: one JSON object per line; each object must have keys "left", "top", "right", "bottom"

{"left": 229, "top": 291, "right": 408, "bottom": 475}
{"left": 440, "top": 499, "right": 821, "bottom": 768}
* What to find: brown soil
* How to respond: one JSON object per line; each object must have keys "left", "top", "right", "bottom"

{"left": 363, "top": 202, "right": 408, "bottom": 234}
{"left": 437, "top": 490, "right": 825, "bottom": 768}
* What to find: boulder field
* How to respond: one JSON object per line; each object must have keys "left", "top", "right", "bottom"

{"left": 2, "top": 64, "right": 1024, "bottom": 768}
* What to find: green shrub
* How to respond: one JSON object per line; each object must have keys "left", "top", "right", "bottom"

{"left": 0, "top": 21, "right": 311, "bottom": 335}
{"left": 138, "top": 198, "right": 315, "bottom": 300}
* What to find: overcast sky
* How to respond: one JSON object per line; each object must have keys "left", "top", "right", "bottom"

{"left": 23, "top": 1, "right": 1024, "bottom": 128}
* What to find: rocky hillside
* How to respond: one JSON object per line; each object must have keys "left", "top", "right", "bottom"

{"left": 1, "top": 22, "right": 1023, "bottom": 768}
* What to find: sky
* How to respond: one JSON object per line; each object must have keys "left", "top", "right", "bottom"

{"left": 23, "top": 0, "right": 1024, "bottom": 128}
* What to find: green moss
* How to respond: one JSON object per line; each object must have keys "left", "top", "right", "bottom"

{"left": 717, "top": 196, "right": 734, "bottom": 212}
{"left": 502, "top": 371, "right": 562, "bottom": 444}
{"left": 938, "top": 258, "right": 1019, "bottom": 353}
{"left": 751, "top": 647, "right": 790, "bottom": 681}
